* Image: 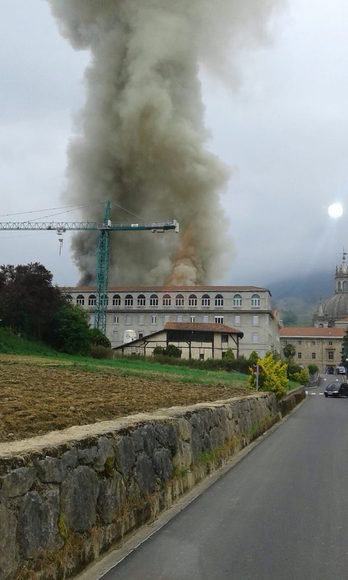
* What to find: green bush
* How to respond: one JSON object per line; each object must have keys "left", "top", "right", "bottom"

{"left": 153, "top": 344, "right": 182, "bottom": 358}
{"left": 307, "top": 364, "right": 319, "bottom": 376}
{"left": 292, "top": 368, "right": 309, "bottom": 385}
{"left": 89, "top": 328, "right": 111, "bottom": 348}
{"left": 90, "top": 345, "right": 114, "bottom": 359}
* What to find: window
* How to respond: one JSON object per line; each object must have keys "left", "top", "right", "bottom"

{"left": 112, "top": 294, "right": 121, "bottom": 306}
{"left": 175, "top": 294, "right": 184, "bottom": 307}
{"left": 298, "top": 340, "right": 302, "bottom": 345}
{"left": 328, "top": 351, "right": 334, "bottom": 360}
{"left": 312, "top": 352, "right": 316, "bottom": 359}
{"left": 177, "top": 314, "right": 183, "bottom": 322}
{"left": 233, "top": 294, "right": 242, "bottom": 307}
{"left": 125, "top": 294, "right": 133, "bottom": 307}
{"left": 311, "top": 340, "right": 316, "bottom": 345}
{"left": 215, "top": 294, "right": 224, "bottom": 307}
{"left": 65, "top": 295, "right": 73, "bottom": 302}
{"left": 125, "top": 314, "right": 132, "bottom": 325}
{"left": 252, "top": 332, "right": 259, "bottom": 344}
{"left": 215, "top": 316, "right": 224, "bottom": 324}
{"left": 189, "top": 294, "right": 197, "bottom": 307}
{"left": 164, "top": 315, "right": 170, "bottom": 323}
{"left": 113, "top": 330, "right": 118, "bottom": 338}
{"left": 150, "top": 294, "right": 158, "bottom": 307}
{"left": 222, "top": 334, "right": 228, "bottom": 343}
{"left": 329, "top": 341, "right": 333, "bottom": 346}
{"left": 251, "top": 294, "right": 261, "bottom": 308}
{"left": 163, "top": 294, "right": 171, "bottom": 307}
{"left": 76, "top": 295, "right": 85, "bottom": 306}
{"left": 139, "top": 332, "right": 143, "bottom": 339}
{"left": 202, "top": 294, "right": 210, "bottom": 307}
{"left": 137, "top": 294, "right": 146, "bottom": 307}
{"left": 203, "top": 315, "right": 209, "bottom": 323}
{"left": 88, "top": 294, "right": 96, "bottom": 306}
{"left": 190, "top": 316, "right": 196, "bottom": 323}
{"left": 199, "top": 353, "right": 205, "bottom": 360}
{"left": 101, "top": 294, "right": 108, "bottom": 306}
{"left": 114, "top": 315, "right": 119, "bottom": 324}
{"left": 138, "top": 314, "right": 144, "bottom": 325}
{"left": 298, "top": 352, "right": 302, "bottom": 359}
{"left": 151, "top": 316, "right": 157, "bottom": 325}
{"left": 234, "top": 315, "right": 240, "bottom": 326}
{"left": 252, "top": 315, "right": 259, "bottom": 326}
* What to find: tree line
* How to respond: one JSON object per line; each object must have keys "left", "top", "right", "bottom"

{"left": 0, "top": 262, "right": 110, "bottom": 355}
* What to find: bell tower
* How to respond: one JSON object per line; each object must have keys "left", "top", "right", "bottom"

{"left": 335, "top": 250, "right": 348, "bottom": 293}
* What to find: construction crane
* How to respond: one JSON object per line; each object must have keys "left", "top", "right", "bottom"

{"left": 0, "top": 200, "right": 179, "bottom": 333}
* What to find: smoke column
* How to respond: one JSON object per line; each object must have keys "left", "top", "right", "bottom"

{"left": 47, "top": 0, "right": 284, "bottom": 286}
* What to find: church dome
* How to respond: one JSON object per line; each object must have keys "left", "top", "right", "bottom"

{"left": 321, "top": 293, "right": 348, "bottom": 320}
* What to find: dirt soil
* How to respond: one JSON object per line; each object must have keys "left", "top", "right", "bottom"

{"left": 0, "top": 356, "right": 249, "bottom": 443}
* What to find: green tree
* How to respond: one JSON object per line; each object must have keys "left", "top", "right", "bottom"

{"left": 248, "top": 351, "right": 259, "bottom": 365}
{"left": 283, "top": 343, "right": 296, "bottom": 361}
{"left": 0, "top": 263, "right": 62, "bottom": 339}
{"left": 49, "top": 304, "right": 92, "bottom": 354}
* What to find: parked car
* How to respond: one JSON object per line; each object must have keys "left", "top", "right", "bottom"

{"left": 336, "top": 366, "right": 346, "bottom": 375}
{"left": 324, "top": 382, "right": 348, "bottom": 397}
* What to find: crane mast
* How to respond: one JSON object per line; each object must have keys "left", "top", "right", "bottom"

{"left": 0, "top": 201, "right": 179, "bottom": 334}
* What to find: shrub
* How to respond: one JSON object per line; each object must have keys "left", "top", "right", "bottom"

{"left": 248, "top": 351, "right": 259, "bottom": 365}
{"left": 307, "top": 364, "right": 319, "bottom": 376}
{"left": 153, "top": 344, "right": 182, "bottom": 358}
{"left": 292, "top": 368, "right": 309, "bottom": 385}
{"left": 89, "top": 328, "right": 111, "bottom": 348}
{"left": 90, "top": 345, "right": 114, "bottom": 359}
{"left": 248, "top": 352, "right": 288, "bottom": 399}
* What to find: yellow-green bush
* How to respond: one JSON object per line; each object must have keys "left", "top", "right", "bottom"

{"left": 248, "top": 353, "right": 287, "bottom": 399}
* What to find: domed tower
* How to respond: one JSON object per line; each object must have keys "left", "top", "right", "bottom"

{"left": 313, "top": 251, "right": 348, "bottom": 327}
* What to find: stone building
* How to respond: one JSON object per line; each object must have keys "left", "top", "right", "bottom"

{"left": 63, "top": 285, "right": 280, "bottom": 358}
{"left": 313, "top": 251, "right": 348, "bottom": 327}
{"left": 114, "top": 321, "right": 243, "bottom": 360}
{"left": 280, "top": 327, "right": 345, "bottom": 372}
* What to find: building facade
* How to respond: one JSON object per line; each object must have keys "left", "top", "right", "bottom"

{"left": 63, "top": 285, "right": 280, "bottom": 358}
{"left": 280, "top": 327, "right": 345, "bottom": 372}
{"left": 114, "top": 322, "right": 243, "bottom": 360}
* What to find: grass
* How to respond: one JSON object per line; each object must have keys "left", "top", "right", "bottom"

{"left": 0, "top": 328, "right": 249, "bottom": 389}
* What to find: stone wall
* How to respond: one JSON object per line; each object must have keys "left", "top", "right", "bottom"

{"left": 0, "top": 393, "right": 292, "bottom": 579}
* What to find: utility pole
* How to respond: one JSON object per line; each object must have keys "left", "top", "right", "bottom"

{"left": 0, "top": 201, "right": 179, "bottom": 333}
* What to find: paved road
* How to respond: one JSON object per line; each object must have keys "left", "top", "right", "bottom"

{"left": 103, "top": 386, "right": 348, "bottom": 580}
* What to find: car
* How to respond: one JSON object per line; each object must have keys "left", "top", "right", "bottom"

{"left": 324, "top": 382, "right": 348, "bottom": 397}
{"left": 336, "top": 366, "right": 347, "bottom": 375}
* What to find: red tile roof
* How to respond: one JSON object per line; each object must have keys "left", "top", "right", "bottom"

{"left": 280, "top": 327, "right": 345, "bottom": 338}
{"left": 164, "top": 322, "right": 243, "bottom": 335}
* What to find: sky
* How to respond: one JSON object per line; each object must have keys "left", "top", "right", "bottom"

{"left": 1, "top": 0, "right": 348, "bottom": 288}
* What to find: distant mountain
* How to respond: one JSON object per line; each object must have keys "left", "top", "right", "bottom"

{"left": 267, "top": 270, "right": 335, "bottom": 326}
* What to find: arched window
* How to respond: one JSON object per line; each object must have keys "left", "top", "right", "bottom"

{"left": 137, "top": 294, "right": 146, "bottom": 306}
{"left": 251, "top": 294, "right": 261, "bottom": 308}
{"left": 189, "top": 294, "right": 197, "bottom": 307}
{"left": 125, "top": 294, "right": 133, "bottom": 307}
{"left": 343, "top": 281, "right": 348, "bottom": 292}
{"left": 76, "top": 294, "right": 85, "bottom": 306}
{"left": 215, "top": 294, "right": 224, "bottom": 307}
{"left": 163, "top": 294, "right": 171, "bottom": 307}
{"left": 175, "top": 294, "right": 184, "bottom": 306}
{"left": 233, "top": 294, "right": 242, "bottom": 307}
{"left": 65, "top": 295, "right": 72, "bottom": 302}
{"left": 150, "top": 294, "right": 158, "bottom": 306}
{"left": 88, "top": 294, "right": 96, "bottom": 306}
{"left": 112, "top": 294, "right": 121, "bottom": 306}
{"left": 202, "top": 294, "right": 210, "bottom": 307}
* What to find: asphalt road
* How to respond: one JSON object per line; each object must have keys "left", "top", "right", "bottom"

{"left": 103, "top": 382, "right": 348, "bottom": 580}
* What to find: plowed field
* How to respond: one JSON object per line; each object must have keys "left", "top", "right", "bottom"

{"left": 0, "top": 355, "right": 249, "bottom": 442}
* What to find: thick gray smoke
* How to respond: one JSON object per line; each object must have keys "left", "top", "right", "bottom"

{"left": 47, "top": 0, "right": 283, "bottom": 285}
